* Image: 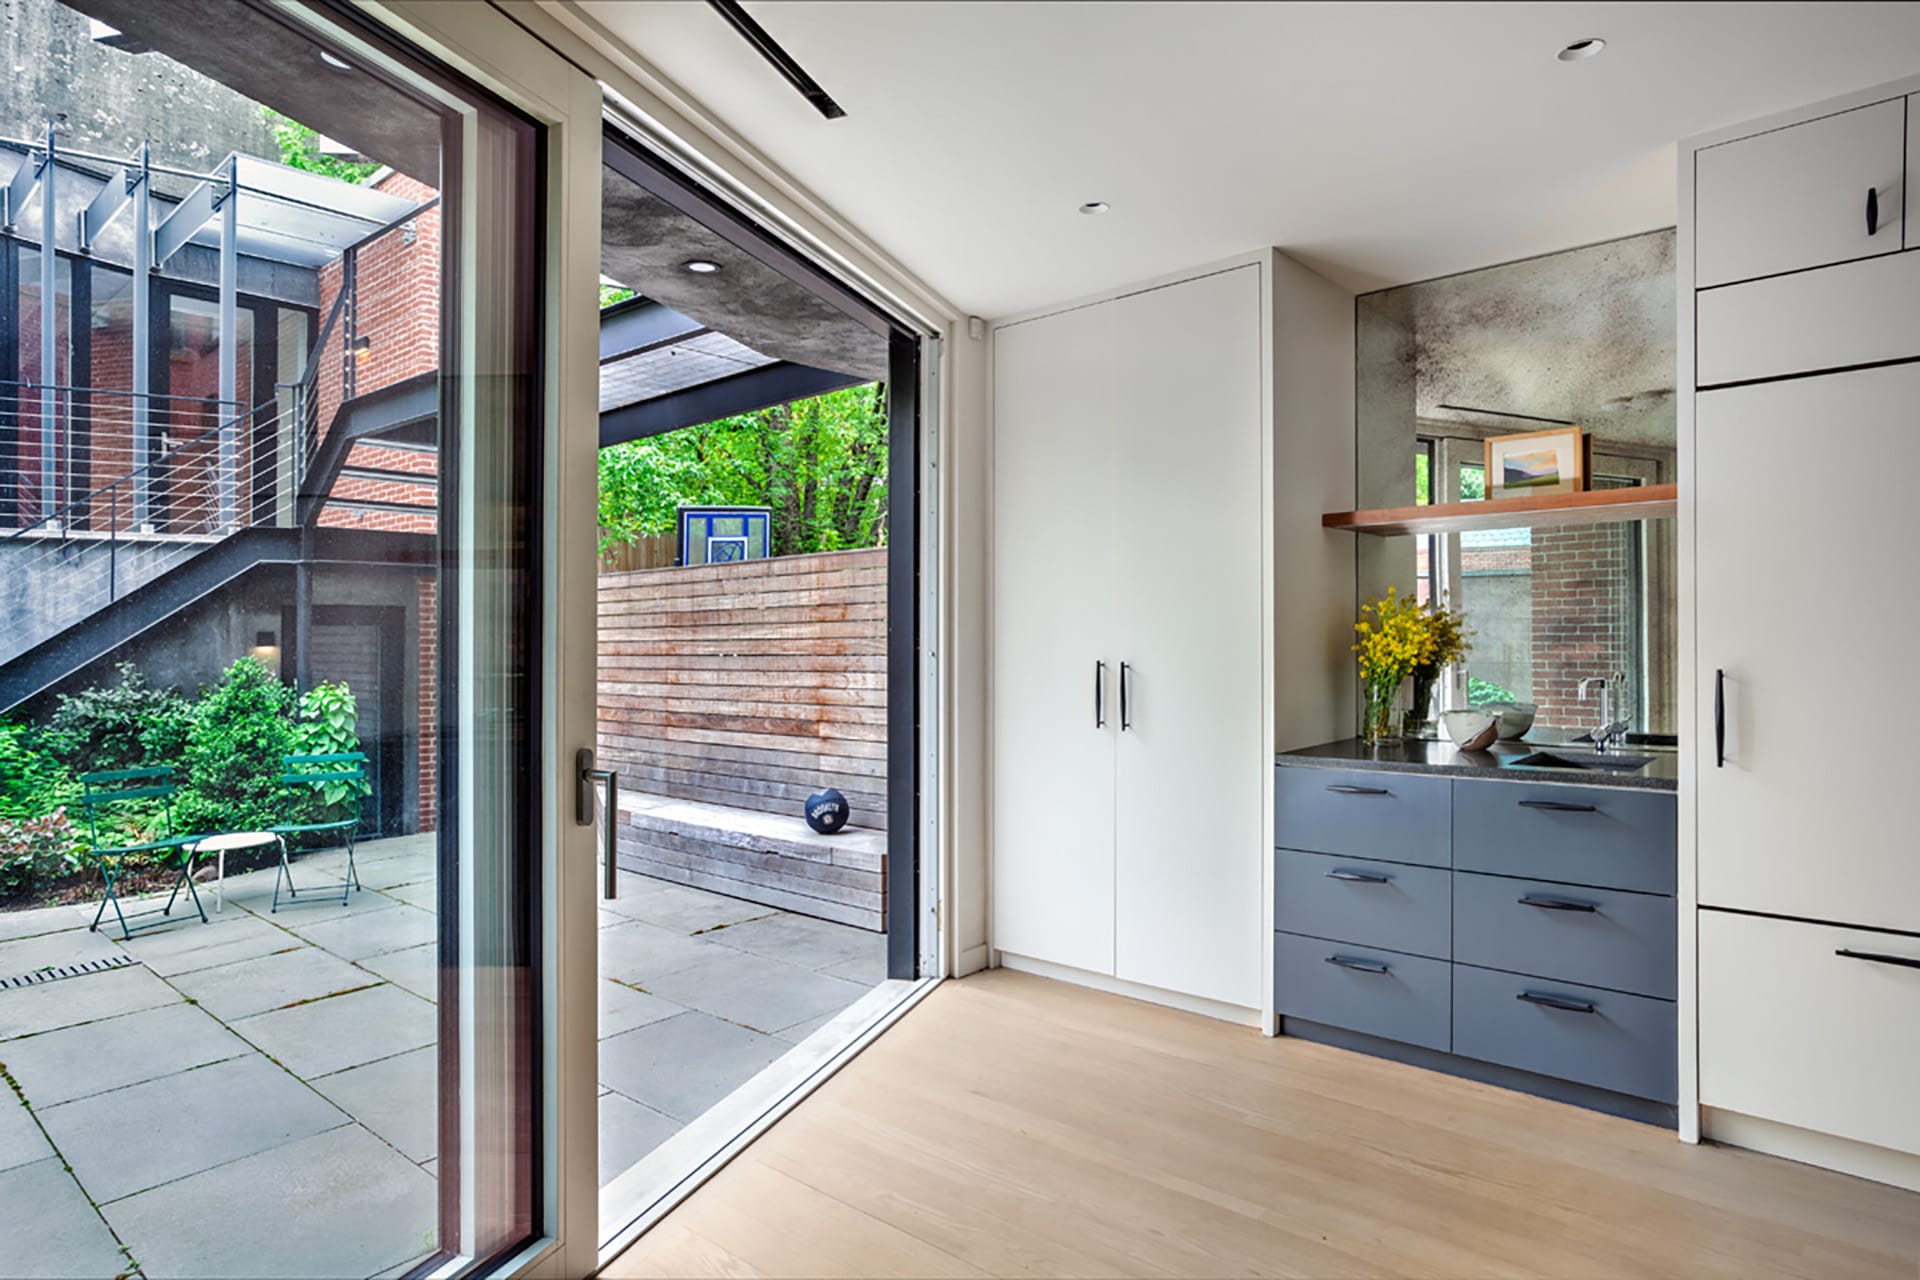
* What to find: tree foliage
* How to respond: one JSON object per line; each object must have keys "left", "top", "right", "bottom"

{"left": 261, "top": 108, "right": 380, "bottom": 184}
{"left": 173, "top": 657, "right": 298, "bottom": 836}
{"left": 598, "top": 383, "right": 889, "bottom": 558}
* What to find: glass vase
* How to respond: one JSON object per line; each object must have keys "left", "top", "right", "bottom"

{"left": 1403, "top": 666, "right": 1441, "bottom": 740}
{"left": 1361, "top": 678, "right": 1404, "bottom": 747}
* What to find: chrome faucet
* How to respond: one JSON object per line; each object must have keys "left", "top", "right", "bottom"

{"left": 1579, "top": 672, "right": 1631, "bottom": 751}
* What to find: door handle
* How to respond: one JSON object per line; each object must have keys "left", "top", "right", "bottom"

{"left": 1867, "top": 186, "right": 1880, "bottom": 236}
{"left": 577, "top": 747, "right": 619, "bottom": 900}
{"left": 1714, "top": 668, "right": 1726, "bottom": 769}
{"left": 1119, "top": 662, "right": 1132, "bottom": 731}
{"left": 1094, "top": 660, "right": 1105, "bottom": 728}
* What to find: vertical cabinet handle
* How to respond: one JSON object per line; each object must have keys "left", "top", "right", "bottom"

{"left": 1714, "top": 668, "right": 1726, "bottom": 769}
{"left": 1120, "top": 662, "right": 1132, "bottom": 731}
{"left": 1094, "top": 660, "right": 1105, "bottom": 728}
{"left": 1867, "top": 186, "right": 1880, "bottom": 236}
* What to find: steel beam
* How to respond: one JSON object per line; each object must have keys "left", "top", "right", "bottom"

{"left": 151, "top": 176, "right": 216, "bottom": 265}
{"left": 598, "top": 361, "right": 863, "bottom": 448}
{"left": 598, "top": 297, "right": 706, "bottom": 363}
{"left": 4, "top": 148, "right": 43, "bottom": 228}
{"left": 40, "top": 125, "right": 56, "bottom": 521}
{"left": 218, "top": 154, "right": 238, "bottom": 528}
{"left": 79, "top": 167, "right": 130, "bottom": 249}
{"left": 131, "top": 146, "right": 150, "bottom": 528}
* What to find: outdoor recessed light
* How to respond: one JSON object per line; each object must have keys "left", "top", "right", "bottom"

{"left": 1557, "top": 37, "right": 1605, "bottom": 61}
{"left": 318, "top": 49, "right": 353, "bottom": 71}
{"left": 683, "top": 259, "right": 723, "bottom": 274}
{"left": 1079, "top": 201, "right": 1110, "bottom": 215}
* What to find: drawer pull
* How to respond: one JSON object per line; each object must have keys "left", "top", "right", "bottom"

{"left": 1326, "top": 784, "right": 1392, "bottom": 796}
{"left": 1324, "top": 954, "right": 1390, "bottom": 975}
{"left": 1517, "top": 990, "right": 1597, "bottom": 1014}
{"left": 1325, "top": 868, "right": 1393, "bottom": 884}
{"left": 1867, "top": 186, "right": 1881, "bottom": 236}
{"left": 1518, "top": 893, "right": 1597, "bottom": 913}
{"left": 1518, "top": 799, "right": 1598, "bottom": 813}
{"left": 1836, "top": 947, "right": 1920, "bottom": 971}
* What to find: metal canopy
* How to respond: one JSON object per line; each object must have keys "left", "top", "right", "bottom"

{"left": 180, "top": 154, "right": 420, "bottom": 268}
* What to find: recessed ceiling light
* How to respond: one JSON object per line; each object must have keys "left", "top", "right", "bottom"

{"left": 1079, "top": 201, "right": 1110, "bottom": 215}
{"left": 1557, "top": 37, "right": 1605, "bottom": 61}
{"left": 318, "top": 49, "right": 353, "bottom": 71}
{"left": 683, "top": 259, "right": 723, "bottom": 274}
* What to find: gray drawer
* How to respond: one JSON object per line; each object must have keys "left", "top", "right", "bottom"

{"left": 1276, "top": 849, "right": 1451, "bottom": 960}
{"left": 1453, "top": 780, "right": 1675, "bottom": 894}
{"left": 1275, "top": 931, "right": 1450, "bottom": 1051}
{"left": 1274, "top": 767, "right": 1450, "bottom": 867}
{"left": 1454, "top": 872, "right": 1676, "bottom": 999}
{"left": 1453, "top": 964, "right": 1676, "bottom": 1103}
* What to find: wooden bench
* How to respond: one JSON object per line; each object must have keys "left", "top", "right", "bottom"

{"left": 616, "top": 792, "right": 886, "bottom": 931}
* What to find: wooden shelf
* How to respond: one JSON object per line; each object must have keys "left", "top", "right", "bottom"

{"left": 1322, "top": 484, "right": 1678, "bottom": 537}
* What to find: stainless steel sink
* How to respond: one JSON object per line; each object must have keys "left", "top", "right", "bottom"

{"left": 1509, "top": 751, "right": 1656, "bottom": 773}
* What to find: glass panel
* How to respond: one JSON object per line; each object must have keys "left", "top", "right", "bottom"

{"left": 11, "top": 248, "right": 71, "bottom": 520}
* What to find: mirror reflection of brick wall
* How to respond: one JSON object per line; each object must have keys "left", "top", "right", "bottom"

{"left": 1530, "top": 520, "right": 1640, "bottom": 732}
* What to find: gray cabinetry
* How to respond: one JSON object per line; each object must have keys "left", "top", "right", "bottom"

{"left": 1274, "top": 764, "right": 1677, "bottom": 1116}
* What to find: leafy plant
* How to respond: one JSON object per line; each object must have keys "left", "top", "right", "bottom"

{"left": 1468, "top": 676, "right": 1520, "bottom": 705}
{"left": 597, "top": 383, "right": 889, "bottom": 559}
{"left": 600, "top": 284, "right": 636, "bottom": 308}
{"left": 261, "top": 109, "right": 381, "bottom": 183}
{"left": 291, "top": 682, "right": 371, "bottom": 816}
{"left": 173, "top": 657, "right": 297, "bottom": 836}
{"left": 38, "top": 663, "right": 194, "bottom": 774}
{"left": 0, "top": 723, "right": 76, "bottom": 820}
{"left": 0, "top": 809, "right": 83, "bottom": 898}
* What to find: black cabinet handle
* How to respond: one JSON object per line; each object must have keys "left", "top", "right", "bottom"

{"left": 1326, "top": 784, "right": 1391, "bottom": 796}
{"left": 1325, "top": 955, "right": 1390, "bottom": 974}
{"left": 1517, "top": 990, "right": 1597, "bottom": 1014}
{"left": 1518, "top": 893, "right": 1597, "bottom": 913}
{"left": 1094, "top": 661, "right": 1105, "bottom": 728}
{"left": 1119, "top": 662, "right": 1132, "bottom": 731}
{"left": 1326, "top": 868, "right": 1393, "bottom": 884}
{"left": 1837, "top": 947, "right": 1920, "bottom": 971}
{"left": 1519, "top": 799, "right": 1598, "bottom": 813}
{"left": 1714, "top": 668, "right": 1726, "bottom": 769}
{"left": 1867, "top": 186, "right": 1880, "bottom": 236}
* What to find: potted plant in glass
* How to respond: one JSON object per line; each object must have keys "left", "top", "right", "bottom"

{"left": 1404, "top": 599, "right": 1471, "bottom": 740}
{"left": 1352, "top": 587, "right": 1425, "bottom": 747}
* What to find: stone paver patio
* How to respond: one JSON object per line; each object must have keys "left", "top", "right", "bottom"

{"left": 0, "top": 834, "right": 884, "bottom": 1279}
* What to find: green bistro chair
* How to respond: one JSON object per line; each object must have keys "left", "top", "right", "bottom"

{"left": 268, "top": 752, "right": 368, "bottom": 911}
{"left": 77, "top": 767, "right": 210, "bottom": 941}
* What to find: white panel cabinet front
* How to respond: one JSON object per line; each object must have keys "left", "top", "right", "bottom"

{"left": 1699, "top": 910, "right": 1920, "bottom": 1157}
{"left": 990, "top": 301, "right": 1119, "bottom": 975}
{"left": 1695, "top": 363, "right": 1920, "bottom": 932}
{"left": 1110, "top": 267, "right": 1265, "bottom": 1008}
{"left": 1694, "top": 97, "right": 1905, "bottom": 288}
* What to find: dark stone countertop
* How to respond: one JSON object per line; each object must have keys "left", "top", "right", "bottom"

{"left": 1276, "top": 735, "right": 1678, "bottom": 793}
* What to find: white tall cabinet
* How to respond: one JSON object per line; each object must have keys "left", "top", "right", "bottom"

{"left": 991, "top": 253, "right": 1353, "bottom": 1016}
{"left": 1684, "top": 80, "right": 1920, "bottom": 1190}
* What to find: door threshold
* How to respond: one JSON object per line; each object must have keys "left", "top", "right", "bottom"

{"left": 597, "top": 975, "right": 939, "bottom": 1265}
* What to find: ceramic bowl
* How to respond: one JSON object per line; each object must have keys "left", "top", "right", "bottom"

{"left": 1442, "top": 709, "right": 1499, "bottom": 751}
{"left": 1482, "top": 701, "right": 1538, "bottom": 740}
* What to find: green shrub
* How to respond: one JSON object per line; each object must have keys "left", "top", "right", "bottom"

{"left": 0, "top": 722, "right": 77, "bottom": 820}
{"left": 39, "top": 662, "right": 195, "bottom": 773}
{"left": 173, "top": 657, "right": 297, "bottom": 836}
{"left": 0, "top": 809, "right": 83, "bottom": 898}
{"left": 290, "top": 682, "right": 371, "bottom": 822}
{"left": 1468, "top": 676, "right": 1520, "bottom": 705}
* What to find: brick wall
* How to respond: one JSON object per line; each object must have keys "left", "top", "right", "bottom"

{"left": 1529, "top": 522, "right": 1638, "bottom": 732}
{"left": 416, "top": 574, "right": 438, "bottom": 833}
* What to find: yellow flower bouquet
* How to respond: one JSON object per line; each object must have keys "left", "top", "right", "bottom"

{"left": 1352, "top": 589, "right": 1471, "bottom": 745}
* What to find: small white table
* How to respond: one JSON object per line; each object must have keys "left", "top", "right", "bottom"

{"left": 190, "top": 831, "right": 279, "bottom": 912}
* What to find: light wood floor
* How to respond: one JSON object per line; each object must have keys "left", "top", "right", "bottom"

{"left": 602, "top": 969, "right": 1920, "bottom": 1279}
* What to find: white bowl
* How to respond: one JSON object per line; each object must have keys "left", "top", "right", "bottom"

{"left": 1442, "top": 709, "right": 1499, "bottom": 751}
{"left": 1482, "top": 701, "right": 1537, "bottom": 740}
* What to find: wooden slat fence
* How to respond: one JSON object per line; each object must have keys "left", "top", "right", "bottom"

{"left": 598, "top": 548, "right": 889, "bottom": 829}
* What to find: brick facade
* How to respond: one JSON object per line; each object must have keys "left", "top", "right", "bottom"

{"left": 416, "top": 574, "right": 438, "bottom": 833}
{"left": 1528, "top": 522, "right": 1638, "bottom": 732}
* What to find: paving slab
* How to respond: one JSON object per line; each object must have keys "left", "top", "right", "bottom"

{"left": 601, "top": 878, "right": 776, "bottom": 934}
{"left": 39, "top": 1055, "right": 347, "bottom": 1205}
{"left": 0, "top": 1158, "right": 132, "bottom": 1280}
{"left": 597, "top": 919, "right": 718, "bottom": 986}
{"left": 598, "top": 1010, "right": 789, "bottom": 1123}
{"left": 0, "top": 964, "right": 181, "bottom": 1042}
{"left": 310, "top": 1045, "right": 436, "bottom": 1162}
{"left": 821, "top": 944, "right": 890, "bottom": 985}
{"left": 702, "top": 911, "right": 879, "bottom": 972}
{"left": 354, "top": 855, "right": 436, "bottom": 892}
{"left": 1, "top": 1003, "right": 250, "bottom": 1107}
{"left": 640, "top": 946, "right": 870, "bottom": 1035}
{"left": 598, "top": 1090, "right": 681, "bottom": 1186}
{"left": 101, "top": 1124, "right": 437, "bottom": 1280}
{"left": 0, "top": 1093, "right": 52, "bottom": 1173}
{"left": 167, "top": 945, "right": 374, "bottom": 1021}
{"left": 379, "top": 878, "right": 439, "bottom": 910}
{"left": 356, "top": 942, "right": 439, "bottom": 1001}
{"left": 233, "top": 983, "right": 435, "bottom": 1079}
{"left": 599, "top": 978, "right": 682, "bottom": 1038}
{"left": 0, "top": 926, "right": 126, "bottom": 979}
{"left": 0, "top": 902, "right": 92, "bottom": 943}
{"left": 285, "top": 903, "right": 436, "bottom": 962}
{"left": 120, "top": 912, "right": 301, "bottom": 977}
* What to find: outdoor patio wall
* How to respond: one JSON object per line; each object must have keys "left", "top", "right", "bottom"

{"left": 596, "top": 547, "right": 888, "bottom": 828}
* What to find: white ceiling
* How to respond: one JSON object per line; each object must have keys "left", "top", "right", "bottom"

{"left": 578, "top": 1, "right": 1920, "bottom": 318}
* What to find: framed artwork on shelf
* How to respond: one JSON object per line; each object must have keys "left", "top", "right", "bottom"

{"left": 1484, "top": 427, "right": 1590, "bottom": 498}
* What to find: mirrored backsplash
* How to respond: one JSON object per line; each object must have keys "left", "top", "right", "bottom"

{"left": 1356, "top": 229, "right": 1677, "bottom": 736}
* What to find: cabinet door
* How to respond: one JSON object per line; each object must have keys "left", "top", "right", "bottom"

{"left": 1696, "top": 364, "right": 1920, "bottom": 931}
{"left": 1695, "top": 98, "right": 1905, "bottom": 287}
{"left": 1110, "top": 266, "right": 1266, "bottom": 1007}
{"left": 990, "top": 301, "right": 1118, "bottom": 974}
